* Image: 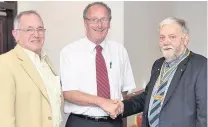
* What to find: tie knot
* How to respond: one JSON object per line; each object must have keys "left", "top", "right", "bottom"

{"left": 96, "top": 45, "right": 102, "bottom": 53}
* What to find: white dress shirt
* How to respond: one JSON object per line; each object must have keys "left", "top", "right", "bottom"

{"left": 60, "top": 37, "right": 136, "bottom": 116}
{"left": 23, "top": 48, "right": 62, "bottom": 127}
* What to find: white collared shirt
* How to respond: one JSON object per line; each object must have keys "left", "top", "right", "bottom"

{"left": 23, "top": 47, "right": 62, "bottom": 127}
{"left": 60, "top": 37, "right": 136, "bottom": 116}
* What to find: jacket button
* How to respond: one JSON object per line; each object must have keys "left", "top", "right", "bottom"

{"left": 48, "top": 116, "right": 52, "bottom": 120}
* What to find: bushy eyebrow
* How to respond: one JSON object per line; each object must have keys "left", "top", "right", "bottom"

{"left": 26, "top": 26, "right": 44, "bottom": 29}
{"left": 37, "top": 26, "right": 44, "bottom": 29}
{"left": 159, "top": 34, "right": 176, "bottom": 36}
{"left": 168, "top": 34, "right": 176, "bottom": 36}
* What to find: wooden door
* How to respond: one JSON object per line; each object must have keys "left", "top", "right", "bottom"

{"left": 0, "top": 18, "right": 3, "bottom": 54}
{"left": 0, "top": 16, "right": 6, "bottom": 54}
{"left": 0, "top": 1, "right": 17, "bottom": 55}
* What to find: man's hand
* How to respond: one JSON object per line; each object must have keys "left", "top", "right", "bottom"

{"left": 109, "top": 100, "right": 124, "bottom": 119}
{"left": 99, "top": 99, "right": 121, "bottom": 119}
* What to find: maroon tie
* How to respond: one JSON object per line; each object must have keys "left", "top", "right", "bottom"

{"left": 96, "top": 45, "right": 110, "bottom": 99}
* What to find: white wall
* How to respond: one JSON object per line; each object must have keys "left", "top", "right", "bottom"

{"left": 124, "top": 1, "right": 207, "bottom": 126}
{"left": 124, "top": 1, "right": 176, "bottom": 90}
{"left": 173, "top": 1, "right": 207, "bottom": 57}
{"left": 18, "top": 1, "right": 124, "bottom": 127}
{"left": 18, "top": 1, "right": 124, "bottom": 72}
{"left": 18, "top": 1, "right": 207, "bottom": 127}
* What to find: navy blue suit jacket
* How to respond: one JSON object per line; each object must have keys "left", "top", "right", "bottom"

{"left": 123, "top": 51, "right": 207, "bottom": 127}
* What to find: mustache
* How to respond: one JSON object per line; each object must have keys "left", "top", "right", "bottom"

{"left": 161, "top": 46, "right": 173, "bottom": 50}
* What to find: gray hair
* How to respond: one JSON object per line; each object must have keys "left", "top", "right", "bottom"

{"left": 83, "top": 2, "right": 112, "bottom": 20}
{"left": 13, "top": 10, "right": 43, "bottom": 29}
{"left": 159, "top": 17, "right": 189, "bottom": 34}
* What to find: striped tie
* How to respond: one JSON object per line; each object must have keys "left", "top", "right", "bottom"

{"left": 96, "top": 45, "right": 110, "bottom": 99}
{"left": 149, "top": 64, "right": 174, "bottom": 127}
{"left": 148, "top": 81, "right": 168, "bottom": 127}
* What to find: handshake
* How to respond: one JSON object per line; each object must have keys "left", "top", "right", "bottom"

{"left": 99, "top": 99, "right": 124, "bottom": 119}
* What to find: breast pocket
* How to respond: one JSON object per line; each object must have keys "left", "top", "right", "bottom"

{"left": 108, "top": 63, "right": 122, "bottom": 100}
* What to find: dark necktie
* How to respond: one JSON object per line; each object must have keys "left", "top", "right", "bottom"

{"left": 96, "top": 45, "right": 110, "bottom": 99}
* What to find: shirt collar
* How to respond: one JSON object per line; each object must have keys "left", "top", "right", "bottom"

{"left": 165, "top": 59, "right": 178, "bottom": 68}
{"left": 23, "top": 47, "right": 47, "bottom": 63}
{"left": 165, "top": 48, "right": 188, "bottom": 68}
{"left": 84, "top": 36, "right": 107, "bottom": 53}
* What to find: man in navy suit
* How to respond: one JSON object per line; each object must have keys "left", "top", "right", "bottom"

{"left": 119, "top": 17, "right": 207, "bottom": 127}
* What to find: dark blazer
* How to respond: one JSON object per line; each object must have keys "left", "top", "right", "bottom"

{"left": 123, "top": 51, "right": 207, "bottom": 127}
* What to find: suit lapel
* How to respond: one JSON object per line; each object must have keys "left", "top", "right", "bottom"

{"left": 161, "top": 54, "right": 190, "bottom": 109}
{"left": 45, "top": 57, "right": 64, "bottom": 106}
{"left": 13, "top": 45, "right": 50, "bottom": 103}
{"left": 144, "top": 61, "right": 163, "bottom": 113}
{"left": 45, "top": 56, "right": 57, "bottom": 76}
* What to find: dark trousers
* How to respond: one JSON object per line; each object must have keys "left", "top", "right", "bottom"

{"left": 65, "top": 114, "right": 123, "bottom": 127}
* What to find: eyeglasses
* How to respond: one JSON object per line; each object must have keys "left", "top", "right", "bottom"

{"left": 160, "top": 35, "right": 185, "bottom": 42}
{"left": 16, "top": 28, "right": 46, "bottom": 35}
{"left": 85, "top": 17, "right": 110, "bottom": 24}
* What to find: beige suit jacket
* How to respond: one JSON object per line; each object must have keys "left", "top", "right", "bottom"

{"left": 0, "top": 45, "right": 63, "bottom": 127}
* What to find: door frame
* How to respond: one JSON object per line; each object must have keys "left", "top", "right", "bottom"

{"left": 0, "top": 16, "right": 6, "bottom": 54}
{"left": 0, "top": 1, "right": 17, "bottom": 53}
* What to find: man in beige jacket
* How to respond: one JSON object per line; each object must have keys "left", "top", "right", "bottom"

{"left": 0, "top": 10, "right": 62, "bottom": 127}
